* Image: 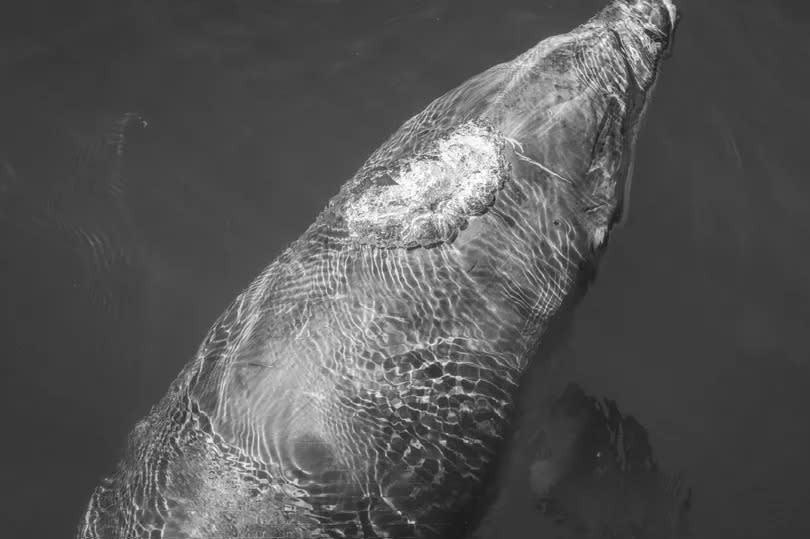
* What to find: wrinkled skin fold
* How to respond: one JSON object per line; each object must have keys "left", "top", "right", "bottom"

{"left": 77, "top": 1, "right": 679, "bottom": 538}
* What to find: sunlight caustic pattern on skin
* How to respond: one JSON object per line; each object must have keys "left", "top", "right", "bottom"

{"left": 77, "top": 1, "right": 678, "bottom": 538}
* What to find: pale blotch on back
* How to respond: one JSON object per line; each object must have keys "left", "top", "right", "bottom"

{"left": 344, "top": 122, "right": 511, "bottom": 249}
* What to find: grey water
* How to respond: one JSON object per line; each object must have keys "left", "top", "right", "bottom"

{"left": 1, "top": 0, "right": 808, "bottom": 537}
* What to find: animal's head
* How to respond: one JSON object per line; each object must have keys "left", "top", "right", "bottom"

{"left": 490, "top": 0, "right": 679, "bottom": 250}
{"left": 338, "top": 0, "right": 679, "bottom": 261}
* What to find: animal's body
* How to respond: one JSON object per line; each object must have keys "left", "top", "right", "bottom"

{"left": 78, "top": 1, "right": 679, "bottom": 538}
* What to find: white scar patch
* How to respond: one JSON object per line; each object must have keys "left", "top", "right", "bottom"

{"left": 345, "top": 122, "right": 510, "bottom": 249}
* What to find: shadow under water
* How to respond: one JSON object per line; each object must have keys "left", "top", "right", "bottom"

{"left": 529, "top": 382, "right": 692, "bottom": 538}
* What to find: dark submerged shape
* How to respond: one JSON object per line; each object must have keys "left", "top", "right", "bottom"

{"left": 78, "top": 1, "right": 679, "bottom": 538}
{"left": 529, "top": 383, "right": 692, "bottom": 538}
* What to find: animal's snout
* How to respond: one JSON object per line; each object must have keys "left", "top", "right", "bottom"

{"left": 621, "top": 0, "right": 679, "bottom": 46}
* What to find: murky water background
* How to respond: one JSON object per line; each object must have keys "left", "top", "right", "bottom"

{"left": 1, "top": 0, "right": 808, "bottom": 537}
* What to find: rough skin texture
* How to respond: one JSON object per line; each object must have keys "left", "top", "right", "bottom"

{"left": 344, "top": 122, "right": 510, "bottom": 250}
{"left": 77, "top": 1, "right": 678, "bottom": 538}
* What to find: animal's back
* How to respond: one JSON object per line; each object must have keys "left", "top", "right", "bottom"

{"left": 77, "top": 1, "right": 679, "bottom": 537}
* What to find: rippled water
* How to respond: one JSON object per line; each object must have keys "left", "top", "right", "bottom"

{"left": 1, "top": 1, "right": 808, "bottom": 537}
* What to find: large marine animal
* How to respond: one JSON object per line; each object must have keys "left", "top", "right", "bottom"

{"left": 77, "top": 1, "right": 679, "bottom": 537}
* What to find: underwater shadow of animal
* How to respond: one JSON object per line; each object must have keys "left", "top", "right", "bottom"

{"left": 528, "top": 382, "right": 693, "bottom": 538}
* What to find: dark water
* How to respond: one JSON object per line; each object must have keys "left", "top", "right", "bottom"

{"left": 1, "top": 0, "right": 808, "bottom": 537}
